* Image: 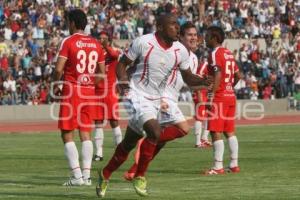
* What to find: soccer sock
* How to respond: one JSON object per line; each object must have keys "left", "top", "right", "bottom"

{"left": 201, "top": 120, "right": 209, "bottom": 141}
{"left": 128, "top": 140, "right": 165, "bottom": 174}
{"left": 81, "top": 140, "right": 93, "bottom": 179}
{"left": 153, "top": 142, "right": 166, "bottom": 158}
{"left": 103, "top": 142, "right": 130, "bottom": 180}
{"left": 94, "top": 128, "right": 104, "bottom": 157}
{"left": 64, "top": 142, "right": 82, "bottom": 179}
{"left": 228, "top": 136, "right": 239, "bottom": 168}
{"left": 112, "top": 126, "right": 122, "bottom": 146}
{"left": 213, "top": 140, "right": 224, "bottom": 170}
{"left": 127, "top": 139, "right": 143, "bottom": 174}
{"left": 159, "top": 125, "right": 188, "bottom": 143}
{"left": 194, "top": 120, "right": 202, "bottom": 145}
{"left": 135, "top": 138, "right": 157, "bottom": 177}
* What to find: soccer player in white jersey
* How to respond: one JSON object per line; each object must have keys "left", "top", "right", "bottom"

{"left": 96, "top": 14, "right": 211, "bottom": 198}
{"left": 123, "top": 21, "right": 201, "bottom": 181}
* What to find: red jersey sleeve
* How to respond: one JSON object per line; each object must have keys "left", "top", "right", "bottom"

{"left": 106, "top": 46, "right": 120, "bottom": 59}
{"left": 211, "top": 49, "right": 224, "bottom": 70}
{"left": 97, "top": 46, "right": 105, "bottom": 64}
{"left": 58, "top": 38, "right": 70, "bottom": 59}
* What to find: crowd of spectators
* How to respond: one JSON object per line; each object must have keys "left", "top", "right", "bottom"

{"left": 0, "top": 0, "right": 300, "bottom": 107}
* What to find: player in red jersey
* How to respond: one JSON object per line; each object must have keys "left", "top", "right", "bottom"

{"left": 93, "top": 31, "right": 122, "bottom": 162}
{"left": 193, "top": 58, "right": 212, "bottom": 148}
{"left": 203, "top": 26, "right": 241, "bottom": 175}
{"left": 53, "top": 9, "right": 105, "bottom": 186}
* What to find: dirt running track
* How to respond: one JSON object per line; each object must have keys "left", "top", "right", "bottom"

{"left": 0, "top": 115, "right": 299, "bottom": 133}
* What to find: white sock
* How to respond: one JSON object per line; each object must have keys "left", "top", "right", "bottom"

{"left": 194, "top": 121, "right": 202, "bottom": 145}
{"left": 228, "top": 136, "right": 239, "bottom": 168}
{"left": 112, "top": 126, "right": 122, "bottom": 146}
{"left": 94, "top": 128, "right": 104, "bottom": 157}
{"left": 213, "top": 140, "right": 224, "bottom": 170}
{"left": 201, "top": 120, "right": 209, "bottom": 141}
{"left": 64, "top": 142, "right": 82, "bottom": 179}
{"left": 81, "top": 140, "right": 93, "bottom": 179}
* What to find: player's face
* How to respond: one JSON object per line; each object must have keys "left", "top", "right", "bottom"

{"left": 163, "top": 16, "right": 180, "bottom": 41}
{"left": 180, "top": 27, "right": 198, "bottom": 52}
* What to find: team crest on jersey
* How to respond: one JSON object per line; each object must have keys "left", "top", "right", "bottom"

{"left": 79, "top": 74, "right": 91, "bottom": 84}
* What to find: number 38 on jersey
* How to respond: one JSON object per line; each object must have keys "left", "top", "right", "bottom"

{"left": 76, "top": 50, "right": 99, "bottom": 74}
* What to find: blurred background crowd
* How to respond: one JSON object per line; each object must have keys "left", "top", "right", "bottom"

{"left": 0, "top": 0, "right": 300, "bottom": 108}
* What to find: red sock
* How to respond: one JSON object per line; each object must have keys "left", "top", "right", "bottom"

{"left": 135, "top": 138, "right": 157, "bottom": 177}
{"left": 127, "top": 139, "right": 144, "bottom": 173}
{"left": 128, "top": 141, "right": 165, "bottom": 174}
{"left": 159, "top": 125, "right": 188, "bottom": 143}
{"left": 103, "top": 143, "right": 129, "bottom": 179}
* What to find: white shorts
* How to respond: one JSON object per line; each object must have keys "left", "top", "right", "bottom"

{"left": 158, "top": 99, "right": 186, "bottom": 126}
{"left": 123, "top": 91, "right": 160, "bottom": 134}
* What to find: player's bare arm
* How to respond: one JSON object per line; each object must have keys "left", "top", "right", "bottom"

{"left": 116, "top": 55, "right": 133, "bottom": 95}
{"left": 95, "top": 62, "right": 106, "bottom": 85}
{"left": 207, "top": 66, "right": 221, "bottom": 109}
{"left": 210, "top": 66, "right": 222, "bottom": 95}
{"left": 53, "top": 56, "right": 67, "bottom": 81}
{"left": 180, "top": 67, "right": 211, "bottom": 88}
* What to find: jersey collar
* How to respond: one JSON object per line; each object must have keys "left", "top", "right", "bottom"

{"left": 155, "top": 32, "right": 172, "bottom": 50}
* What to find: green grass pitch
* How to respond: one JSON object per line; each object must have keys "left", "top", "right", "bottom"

{"left": 1, "top": 124, "right": 300, "bottom": 200}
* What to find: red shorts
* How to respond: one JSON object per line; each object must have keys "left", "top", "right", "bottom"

{"left": 207, "top": 101, "right": 236, "bottom": 133}
{"left": 58, "top": 84, "right": 95, "bottom": 132}
{"left": 94, "top": 88, "right": 119, "bottom": 120}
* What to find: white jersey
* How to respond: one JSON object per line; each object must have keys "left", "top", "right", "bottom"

{"left": 125, "top": 33, "right": 190, "bottom": 99}
{"left": 163, "top": 51, "right": 198, "bottom": 102}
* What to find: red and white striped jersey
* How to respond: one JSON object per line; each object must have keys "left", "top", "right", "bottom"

{"left": 125, "top": 32, "right": 190, "bottom": 99}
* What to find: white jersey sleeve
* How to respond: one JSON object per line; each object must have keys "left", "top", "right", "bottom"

{"left": 178, "top": 45, "right": 190, "bottom": 71}
{"left": 125, "top": 37, "right": 142, "bottom": 61}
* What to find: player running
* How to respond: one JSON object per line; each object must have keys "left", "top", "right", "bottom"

{"left": 123, "top": 21, "right": 202, "bottom": 181}
{"left": 96, "top": 14, "right": 211, "bottom": 197}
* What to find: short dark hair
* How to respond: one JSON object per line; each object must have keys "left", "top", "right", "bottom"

{"left": 156, "top": 13, "right": 175, "bottom": 27}
{"left": 207, "top": 26, "right": 225, "bottom": 44}
{"left": 180, "top": 21, "right": 196, "bottom": 36}
{"left": 67, "top": 9, "right": 87, "bottom": 31}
